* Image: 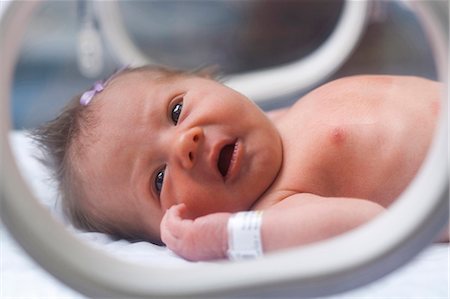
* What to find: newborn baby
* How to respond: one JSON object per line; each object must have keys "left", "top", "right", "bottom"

{"left": 33, "top": 66, "right": 442, "bottom": 261}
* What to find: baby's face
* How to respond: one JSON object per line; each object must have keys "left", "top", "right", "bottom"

{"left": 81, "top": 72, "right": 282, "bottom": 241}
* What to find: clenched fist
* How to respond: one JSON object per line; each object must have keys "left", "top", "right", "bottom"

{"left": 160, "top": 204, "right": 231, "bottom": 261}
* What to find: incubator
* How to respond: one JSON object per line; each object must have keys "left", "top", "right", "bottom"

{"left": 0, "top": 1, "right": 448, "bottom": 298}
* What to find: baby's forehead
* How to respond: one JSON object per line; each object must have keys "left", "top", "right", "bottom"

{"left": 111, "top": 68, "right": 186, "bottom": 88}
{"left": 88, "top": 70, "right": 178, "bottom": 143}
{"left": 103, "top": 71, "right": 183, "bottom": 103}
{"left": 109, "top": 70, "right": 165, "bottom": 91}
{"left": 92, "top": 69, "right": 214, "bottom": 129}
{"left": 95, "top": 72, "right": 162, "bottom": 108}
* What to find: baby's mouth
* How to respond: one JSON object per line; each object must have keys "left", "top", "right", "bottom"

{"left": 218, "top": 142, "right": 236, "bottom": 177}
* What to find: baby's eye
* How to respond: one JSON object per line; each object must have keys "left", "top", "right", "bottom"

{"left": 154, "top": 167, "right": 165, "bottom": 194}
{"left": 171, "top": 101, "right": 183, "bottom": 125}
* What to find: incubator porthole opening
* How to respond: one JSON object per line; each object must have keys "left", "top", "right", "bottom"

{"left": 0, "top": 1, "right": 448, "bottom": 298}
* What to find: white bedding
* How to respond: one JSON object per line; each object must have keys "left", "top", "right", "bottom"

{"left": 1, "top": 131, "right": 448, "bottom": 298}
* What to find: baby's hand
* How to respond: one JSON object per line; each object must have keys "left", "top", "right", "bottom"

{"left": 160, "top": 204, "right": 231, "bottom": 261}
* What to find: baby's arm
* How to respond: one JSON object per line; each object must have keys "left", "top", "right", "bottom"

{"left": 161, "top": 194, "right": 384, "bottom": 261}
{"left": 260, "top": 194, "right": 384, "bottom": 252}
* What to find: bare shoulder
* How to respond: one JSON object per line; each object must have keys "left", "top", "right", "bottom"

{"left": 266, "top": 107, "right": 290, "bottom": 122}
{"left": 278, "top": 75, "right": 441, "bottom": 124}
{"left": 296, "top": 75, "right": 440, "bottom": 101}
{"left": 318, "top": 75, "right": 439, "bottom": 89}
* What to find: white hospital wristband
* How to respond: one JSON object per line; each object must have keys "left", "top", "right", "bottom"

{"left": 227, "top": 211, "right": 264, "bottom": 260}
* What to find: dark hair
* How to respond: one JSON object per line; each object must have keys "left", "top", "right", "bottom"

{"left": 31, "top": 65, "right": 214, "bottom": 241}
{"left": 30, "top": 90, "right": 103, "bottom": 233}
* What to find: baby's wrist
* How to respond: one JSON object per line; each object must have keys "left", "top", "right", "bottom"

{"left": 226, "top": 211, "right": 264, "bottom": 260}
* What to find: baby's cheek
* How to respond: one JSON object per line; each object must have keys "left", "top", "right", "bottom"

{"left": 161, "top": 191, "right": 196, "bottom": 219}
{"left": 161, "top": 178, "right": 183, "bottom": 209}
{"left": 163, "top": 175, "right": 227, "bottom": 218}
{"left": 181, "top": 199, "right": 209, "bottom": 219}
{"left": 180, "top": 194, "right": 223, "bottom": 219}
{"left": 160, "top": 193, "right": 177, "bottom": 213}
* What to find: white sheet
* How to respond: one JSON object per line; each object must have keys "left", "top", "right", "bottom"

{"left": 1, "top": 131, "right": 448, "bottom": 298}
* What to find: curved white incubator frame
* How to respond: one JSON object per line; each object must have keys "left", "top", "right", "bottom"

{"left": 94, "top": 0, "right": 370, "bottom": 104}
{"left": 0, "top": 1, "right": 448, "bottom": 298}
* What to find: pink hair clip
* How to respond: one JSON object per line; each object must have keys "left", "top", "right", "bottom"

{"left": 80, "top": 81, "right": 104, "bottom": 106}
{"left": 79, "top": 66, "right": 129, "bottom": 106}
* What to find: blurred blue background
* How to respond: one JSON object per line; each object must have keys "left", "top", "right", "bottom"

{"left": 12, "top": 0, "right": 440, "bottom": 129}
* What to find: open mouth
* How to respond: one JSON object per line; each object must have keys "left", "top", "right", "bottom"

{"left": 217, "top": 143, "right": 236, "bottom": 177}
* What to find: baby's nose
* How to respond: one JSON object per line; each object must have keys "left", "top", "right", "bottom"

{"left": 175, "top": 127, "right": 204, "bottom": 169}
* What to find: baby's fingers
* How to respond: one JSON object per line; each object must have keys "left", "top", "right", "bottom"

{"left": 161, "top": 204, "right": 191, "bottom": 240}
{"left": 168, "top": 203, "right": 188, "bottom": 220}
